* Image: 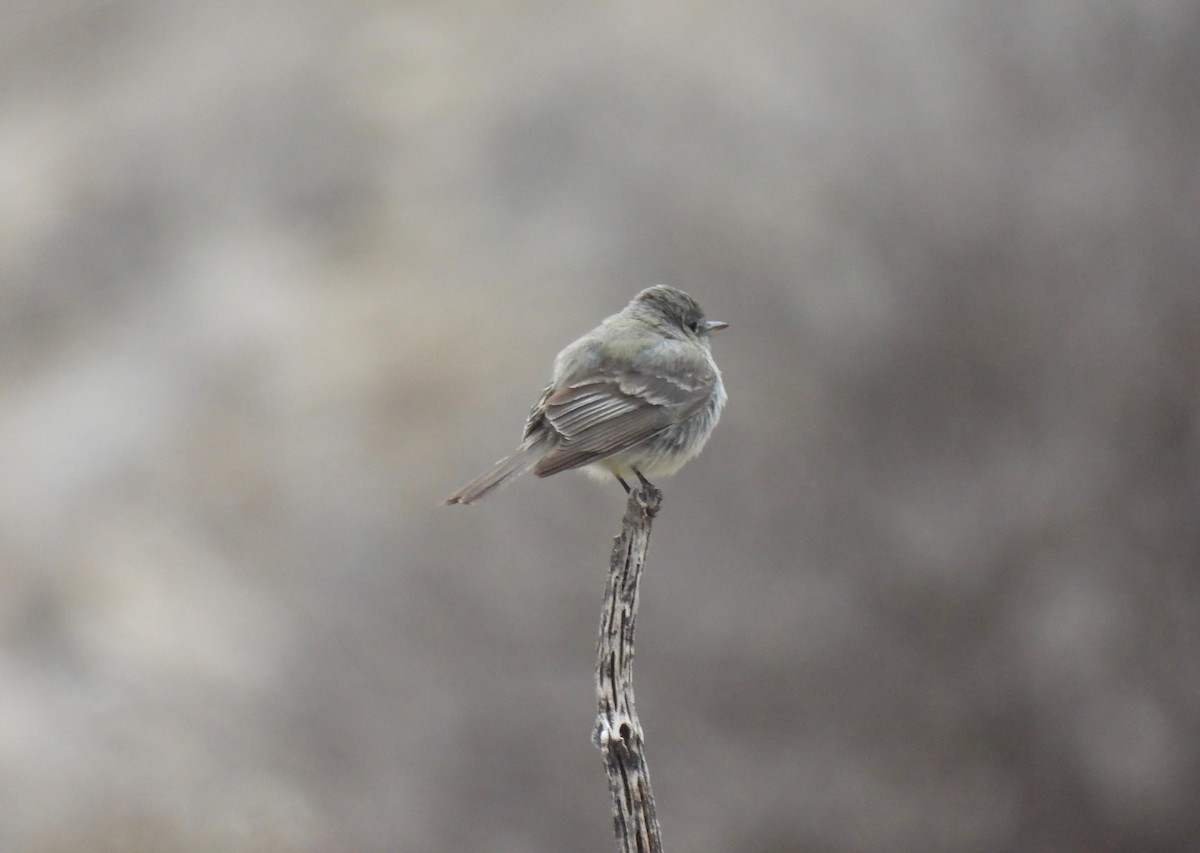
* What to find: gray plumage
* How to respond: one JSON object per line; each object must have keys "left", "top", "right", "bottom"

{"left": 444, "top": 285, "right": 727, "bottom": 505}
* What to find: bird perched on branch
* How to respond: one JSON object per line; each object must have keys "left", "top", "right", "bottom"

{"left": 444, "top": 285, "right": 728, "bottom": 505}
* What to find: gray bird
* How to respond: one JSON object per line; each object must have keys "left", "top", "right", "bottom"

{"left": 444, "top": 285, "right": 728, "bottom": 505}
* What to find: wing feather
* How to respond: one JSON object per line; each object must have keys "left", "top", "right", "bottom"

{"left": 531, "top": 361, "right": 715, "bottom": 477}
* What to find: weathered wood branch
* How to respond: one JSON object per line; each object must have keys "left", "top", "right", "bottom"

{"left": 593, "top": 483, "right": 664, "bottom": 853}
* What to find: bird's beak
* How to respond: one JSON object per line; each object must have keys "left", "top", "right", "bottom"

{"left": 705, "top": 320, "right": 729, "bottom": 333}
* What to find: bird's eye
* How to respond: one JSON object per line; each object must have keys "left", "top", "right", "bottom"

{"left": 688, "top": 320, "right": 702, "bottom": 334}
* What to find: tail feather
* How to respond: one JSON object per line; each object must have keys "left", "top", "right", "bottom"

{"left": 443, "top": 440, "right": 547, "bottom": 505}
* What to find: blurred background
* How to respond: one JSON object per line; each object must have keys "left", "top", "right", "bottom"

{"left": 2, "top": 2, "right": 1199, "bottom": 851}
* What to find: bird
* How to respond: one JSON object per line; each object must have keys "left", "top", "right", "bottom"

{"left": 444, "top": 285, "right": 727, "bottom": 505}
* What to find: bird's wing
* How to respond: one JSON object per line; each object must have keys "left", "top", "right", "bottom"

{"left": 531, "top": 366, "right": 715, "bottom": 477}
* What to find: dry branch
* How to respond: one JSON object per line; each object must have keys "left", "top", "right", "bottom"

{"left": 593, "top": 483, "right": 664, "bottom": 853}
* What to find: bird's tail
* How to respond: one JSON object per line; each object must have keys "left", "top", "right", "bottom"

{"left": 443, "top": 439, "right": 548, "bottom": 505}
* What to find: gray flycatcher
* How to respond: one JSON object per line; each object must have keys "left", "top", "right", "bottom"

{"left": 444, "top": 285, "right": 727, "bottom": 505}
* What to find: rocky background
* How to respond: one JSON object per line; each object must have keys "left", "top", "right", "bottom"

{"left": 2, "top": 2, "right": 1198, "bottom": 851}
